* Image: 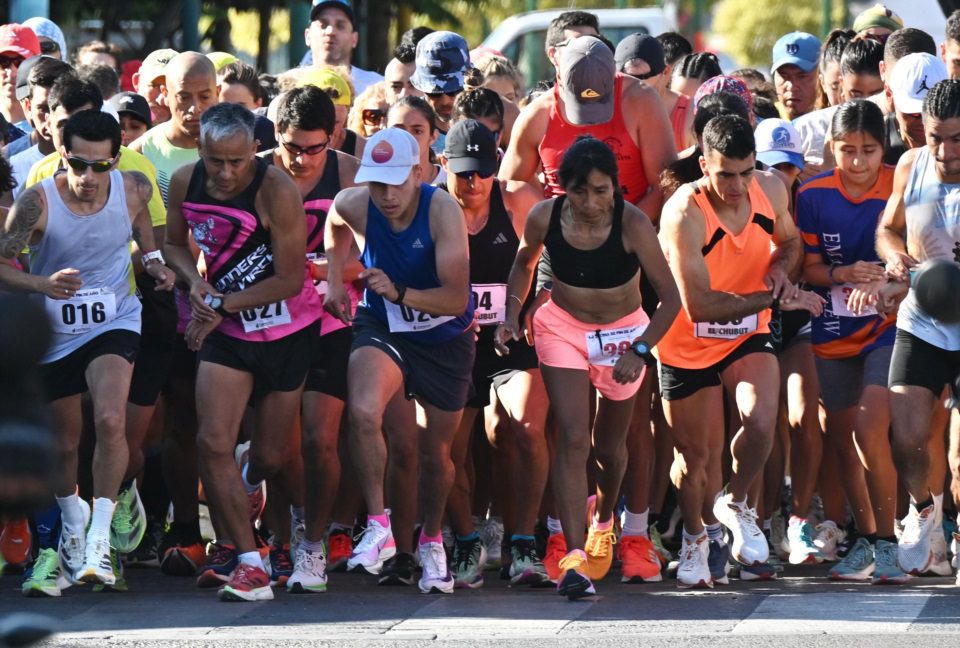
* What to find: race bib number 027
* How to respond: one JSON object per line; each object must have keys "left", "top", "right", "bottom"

{"left": 384, "top": 301, "right": 454, "bottom": 333}
{"left": 240, "top": 301, "right": 292, "bottom": 333}
{"left": 46, "top": 288, "right": 116, "bottom": 335}
{"left": 472, "top": 283, "right": 507, "bottom": 326}
{"left": 694, "top": 314, "right": 758, "bottom": 339}
{"left": 585, "top": 323, "right": 648, "bottom": 367}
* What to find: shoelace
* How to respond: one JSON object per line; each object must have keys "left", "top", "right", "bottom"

{"left": 296, "top": 548, "right": 325, "bottom": 574}
{"left": 734, "top": 505, "right": 764, "bottom": 537}
{"left": 329, "top": 531, "right": 352, "bottom": 554}
{"left": 272, "top": 547, "right": 293, "bottom": 572}
{"left": 513, "top": 540, "right": 539, "bottom": 565}
{"left": 422, "top": 542, "right": 448, "bottom": 578}
{"left": 233, "top": 563, "right": 265, "bottom": 587}
{"left": 842, "top": 541, "right": 870, "bottom": 567}
{"left": 31, "top": 549, "right": 59, "bottom": 581}
{"left": 874, "top": 541, "right": 898, "bottom": 568}
{"left": 585, "top": 528, "right": 617, "bottom": 557}
{"left": 798, "top": 523, "right": 816, "bottom": 547}
{"left": 682, "top": 538, "right": 705, "bottom": 566}
{"left": 208, "top": 543, "right": 235, "bottom": 567}
{"left": 453, "top": 540, "right": 478, "bottom": 571}
{"left": 354, "top": 522, "right": 388, "bottom": 552}
{"left": 87, "top": 537, "right": 112, "bottom": 570}
{"left": 61, "top": 531, "right": 84, "bottom": 565}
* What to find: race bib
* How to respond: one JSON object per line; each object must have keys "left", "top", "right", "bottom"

{"left": 585, "top": 323, "right": 648, "bottom": 367}
{"left": 830, "top": 284, "right": 877, "bottom": 318}
{"left": 472, "top": 283, "right": 507, "bottom": 326}
{"left": 47, "top": 288, "right": 117, "bottom": 335}
{"left": 384, "top": 301, "right": 454, "bottom": 333}
{"left": 306, "top": 253, "right": 328, "bottom": 296}
{"left": 695, "top": 314, "right": 758, "bottom": 339}
{"left": 240, "top": 301, "right": 292, "bottom": 333}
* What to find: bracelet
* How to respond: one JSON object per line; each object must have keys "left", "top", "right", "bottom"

{"left": 828, "top": 264, "right": 841, "bottom": 285}
{"left": 390, "top": 283, "right": 406, "bottom": 305}
{"left": 542, "top": 281, "right": 553, "bottom": 292}
{"left": 509, "top": 294, "right": 523, "bottom": 306}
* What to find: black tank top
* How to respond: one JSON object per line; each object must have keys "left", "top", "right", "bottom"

{"left": 469, "top": 183, "right": 519, "bottom": 284}
{"left": 543, "top": 194, "right": 640, "bottom": 289}
{"left": 340, "top": 129, "right": 358, "bottom": 158}
{"left": 263, "top": 149, "right": 341, "bottom": 255}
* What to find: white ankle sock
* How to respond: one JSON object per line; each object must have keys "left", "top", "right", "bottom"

{"left": 546, "top": 516, "right": 563, "bottom": 535}
{"left": 56, "top": 492, "right": 86, "bottom": 530}
{"left": 621, "top": 507, "right": 649, "bottom": 537}
{"left": 89, "top": 497, "right": 115, "bottom": 540}
{"left": 238, "top": 551, "right": 262, "bottom": 568}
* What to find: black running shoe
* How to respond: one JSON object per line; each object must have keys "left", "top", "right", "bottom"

{"left": 378, "top": 552, "right": 416, "bottom": 586}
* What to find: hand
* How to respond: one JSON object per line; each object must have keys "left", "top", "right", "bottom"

{"left": 189, "top": 280, "right": 220, "bottom": 322}
{"left": 359, "top": 267, "right": 398, "bottom": 302}
{"left": 494, "top": 318, "right": 521, "bottom": 357}
{"left": 764, "top": 268, "right": 798, "bottom": 302}
{"left": 43, "top": 268, "right": 83, "bottom": 300}
{"left": 846, "top": 280, "right": 883, "bottom": 316}
{"left": 471, "top": 319, "right": 481, "bottom": 342}
{"left": 185, "top": 314, "right": 221, "bottom": 351}
{"left": 522, "top": 287, "right": 551, "bottom": 346}
{"left": 780, "top": 289, "right": 826, "bottom": 317}
{"left": 612, "top": 350, "right": 646, "bottom": 385}
{"left": 837, "top": 261, "right": 886, "bottom": 285}
{"left": 875, "top": 281, "right": 908, "bottom": 317}
{"left": 146, "top": 262, "right": 175, "bottom": 291}
{"left": 885, "top": 252, "right": 918, "bottom": 282}
{"left": 323, "top": 283, "right": 352, "bottom": 325}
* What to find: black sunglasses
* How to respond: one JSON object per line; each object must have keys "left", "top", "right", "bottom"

{"left": 455, "top": 169, "right": 494, "bottom": 180}
{"left": 66, "top": 155, "right": 116, "bottom": 173}
{"left": 427, "top": 90, "right": 460, "bottom": 99}
{"left": 39, "top": 41, "right": 60, "bottom": 55}
{"left": 280, "top": 134, "right": 329, "bottom": 157}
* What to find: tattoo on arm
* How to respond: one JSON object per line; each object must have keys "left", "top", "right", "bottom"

{"left": 0, "top": 188, "right": 42, "bottom": 259}
{"left": 128, "top": 171, "right": 154, "bottom": 204}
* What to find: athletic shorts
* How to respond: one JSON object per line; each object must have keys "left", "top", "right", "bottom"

{"left": 533, "top": 299, "right": 650, "bottom": 401}
{"left": 351, "top": 308, "right": 475, "bottom": 412}
{"left": 814, "top": 345, "right": 893, "bottom": 410}
{"left": 40, "top": 329, "right": 140, "bottom": 401}
{"left": 772, "top": 308, "right": 811, "bottom": 352}
{"left": 889, "top": 328, "right": 960, "bottom": 396}
{"left": 304, "top": 326, "right": 352, "bottom": 400}
{"left": 128, "top": 276, "right": 178, "bottom": 406}
{"left": 467, "top": 329, "right": 540, "bottom": 409}
{"left": 659, "top": 333, "right": 777, "bottom": 401}
{"left": 198, "top": 321, "right": 319, "bottom": 393}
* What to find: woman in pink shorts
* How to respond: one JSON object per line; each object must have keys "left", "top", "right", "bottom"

{"left": 497, "top": 136, "right": 680, "bottom": 599}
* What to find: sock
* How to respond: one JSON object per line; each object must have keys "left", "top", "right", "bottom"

{"left": 733, "top": 496, "right": 748, "bottom": 509}
{"left": 682, "top": 527, "right": 705, "bottom": 545}
{"left": 789, "top": 515, "right": 806, "bottom": 526}
{"left": 238, "top": 550, "right": 262, "bottom": 568}
{"left": 34, "top": 503, "right": 62, "bottom": 550}
{"left": 913, "top": 496, "right": 934, "bottom": 512}
{"left": 56, "top": 492, "right": 86, "bottom": 530}
{"left": 877, "top": 535, "right": 897, "bottom": 544}
{"left": 934, "top": 492, "right": 944, "bottom": 522}
{"left": 546, "top": 516, "right": 563, "bottom": 536}
{"left": 170, "top": 519, "right": 202, "bottom": 543}
{"left": 88, "top": 498, "right": 116, "bottom": 540}
{"left": 290, "top": 505, "right": 305, "bottom": 521}
{"left": 329, "top": 522, "right": 353, "bottom": 533}
{"left": 620, "top": 507, "right": 649, "bottom": 537}
{"left": 511, "top": 534, "right": 535, "bottom": 543}
{"left": 419, "top": 531, "right": 443, "bottom": 546}
{"left": 763, "top": 517, "right": 772, "bottom": 532}
{"left": 593, "top": 515, "right": 614, "bottom": 531}
{"left": 368, "top": 513, "right": 390, "bottom": 528}
{"left": 455, "top": 531, "right": 479, "bottom": 542}
{"left": 706, "top": 522, "right": 723, "bottom": 542}
{"left": 241, "top": 463, "right": 262, "bottom": 494}
{"left": 864, "top": 533, "right": 877, "bottom": 545}
{"left": 301, "top": 539, "right": 325, "bottom": 553}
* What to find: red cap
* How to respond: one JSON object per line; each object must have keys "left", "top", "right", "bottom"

{"left": 0, "top": 24, "right": 40, "bottom": 59}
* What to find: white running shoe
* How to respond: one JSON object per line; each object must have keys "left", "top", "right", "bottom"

{"left": 677, "top": 533, "right": 712, "bottom": 589}
{"left": 287, "top": 545, "right": 328, "bottom": 593}
{"left": 289, "top": 509, "right": 306, "bottom": 558}
{"left": 924, "top": 526, "right": 953, "bottom": 576}
{"left": 418, "top": 541, "right": 454, "bottom": 594}
{"left": 813, "top": 520, "right": 845, "bottom": 562}
{"left": 951, "top": 532, "right": 959, "bottom": 570}
{"left": 346, "top": 519, "right": 396, "bottom": 575}
{"left": 787, "top": 517, "right": 824, "bottom": 565}
{"left": 58, "top": 498, "right": 91, "bottom": 584}
{"left": 77, "top": 535, "right": 115, "bottom": 585}
{"left": 712, "top": 493, "right": 768, "bottom": 565}
{"left": 479, "top": 516, "right": 503, "bottom": 569}
{"left": 899, "top": 500, "right": 938, "bottom": 575}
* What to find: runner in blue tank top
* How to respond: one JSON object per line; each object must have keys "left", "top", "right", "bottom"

{"left": 325, "top": 127, "right": 474, "bottom": 595}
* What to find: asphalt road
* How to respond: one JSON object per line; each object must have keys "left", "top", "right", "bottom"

{"left": 2, "top": 562, "right": 960, "bottom": 647}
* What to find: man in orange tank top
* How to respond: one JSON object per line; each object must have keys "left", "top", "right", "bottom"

{"left": 656, "top": 116, "right": 824, "bottom": 588}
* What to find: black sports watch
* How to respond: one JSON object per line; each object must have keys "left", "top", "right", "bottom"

{"left": 630, "top": 340, "right": 652, "bottom": 360}
{"left": 204, "top": 293, "right": 230, "bottom": 318}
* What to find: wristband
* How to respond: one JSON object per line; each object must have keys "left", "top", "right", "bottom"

{"left": 828, "top": 264, "right": 841, "bottom": 285}
{"left": 391, "top": 283, "right": 406, "bottom": 305}
{"left": 141, "top": 249, "right": 165, "bottom": 269}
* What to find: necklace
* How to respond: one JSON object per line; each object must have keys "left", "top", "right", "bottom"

{"left": 466, "top": 212, "right": 489, "bottom": 235}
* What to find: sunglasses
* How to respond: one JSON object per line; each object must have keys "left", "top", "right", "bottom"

{"left": 455, "top": 169, "right": 495, "bottom": 180}
{"left": 0, "top": 56, "right": 23, "bottom": 69}
{"left": 427, "top": 90, "right": 460, "bottom": 99}
{"left": 362, "top": 108, "right": 385, "bottom": 126}
{"left": 39, "top": 41, "right": 60, "bottom": 56}
{"left": 65, "top": 155, "right": 116, "bottom": 173}
{"left": 280, "top": 135, "right": 329, "bottom": 157}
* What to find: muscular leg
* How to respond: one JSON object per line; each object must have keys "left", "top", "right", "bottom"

{"left": 826, "top": 407, "right": 876, "bottom": 535}
{"left": 251, "top": 387, "right": 305, "bottom": 509}
{"left": 418, "top": 404, "right": 464, "bottom": 537}
{"left": 385, "top": 392, "right": 417, "bottom": 554}
{"left": 124, "top": 403, "right": 156, "bottom": 481}
{"left": 85, "top": 354, "right": 136, "bottom": 498}
{"left": 51, "top": 395, "right": 84, "bottom": 497}
{"left": 927, "top": 398, "right": 949, "bottom": 499}
{"left": 890, "top": 385, "right": 938, "bottom": 501}
{"left": 446, "top": 407, "right": 480, "bottom": 536}
{"left": 301, "top": 391, "right": 344, "bottom": 542}
{"left": 783, "top": 341, "right": 822, "bottom": 517}
{"left": 623, "top": 370, "right": 654, "bottom": 520}
{"left": 949, "top": 411, "right": 960, "bottom": 513}
{"left": 163, "top": 370, "right": 199, "bottom": 528}
{"left": 592, "top": 394, "right": 639, "bottom": 523}
{"left": 853, "top": 386, "right": 896, "bottom": 537}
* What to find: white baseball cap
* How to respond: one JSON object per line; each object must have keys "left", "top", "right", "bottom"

{"left": 889, "top": 53, "right": 948, "bottom": 115}
{"left": 754, "top": 118, "right": 804, "bottom": 170}
{"left": 354, "top": 127, "right": 420, "bottom": 185}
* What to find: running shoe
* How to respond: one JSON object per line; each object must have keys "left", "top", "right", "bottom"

{"left": 814, "top": 520, "right": 845, "bottom": 562}
{"left": 479, "top": 516, "right": 504, "bottom": 570}
{"left": 125, "top": 518, "right": 163, "bottom": 567}
{"left": 677, "top": 533, "right": 712, "bottom": 589}
{"left": 347, "top": 519, "right": 395, "bottom": 575}
{"left": 770, "top": 510, "right": 789, "bottom": 560}
{"left": 924, "top": 526, "right": 953, "bottom": 576}
{"left": 418, "top": 541, "right": 454, "bottom": 594}
{"left": 872, "top": 539, "right": 909, "bottom": 584}
{"left": 619, "top": 535, "right": 663, "bottom": 583}
{"left": 787, "top": 517, "right": 823, "bottom": 565}
{"left": 508, "top": 537, "right": 550, "bottom": 586}
{"left": 649, "top": 524, "right": 672, "bottom": 563}
{"left": 196, "top": 542, "right": 238, "bottom": 588}
{"left": 92, "top": 548, "right": 128, "bottom": 593}
{"left": 951, "top": 531, "right": 959, "bottom": 570}
{"left": 1, "top": 518, "right": 31, "bottom": 567}
{"left": 584, "top": 517, "right": 617, "bottom": 581}
{"left": 159, "top": 527, "right": 206, "bottom": 577}
{"left": 268, "top": 544, "right": 294, "bottom": 586}
{"left": 111, "top": 480, "right": 147, "bottom": 554}
{"left": 736, "top": 559, "right": 778, "bottom": 581}
{"left": 218, "top": 562, "right": 273, "bottom": 601}
{"left": 556, "top": 550, "right": 595, "bottom": 600}
{"left": 290, "top": 511, "right": 306, "bottom": 557}
{"left": 707, "top": 539, "right": 730, "bottom": 585}
{"left": 327, "top": 528, "right": 352, "bottom": 572}
{"left": 378, "top": 552, "right": 416, "bottom": 586}
{"left": 452, "top": 536, "right": 486, "bottom": 589}
{"left": 544, "top": 533, "right": 567, "bottom": 582}
{"left": 899, "top": 500, "right": 938, "bottom": 575}
{"left": 288, "top": 545, "right": 327, "bottom": 593}
{"left": 77, "top": 535, "right": 115, "bottom": 585}
{"left": 712, "top": 493, "right": 768, "bottom": 566}
{"left": 829, "top": 537, "right": 875, "bottom": 581}
{"left": 58, "top": 498, "right": 91, "bottom": 584}
{"left": 21, "top": 548, "right": 69, "bottom": 598}
{"left": 234, "top": 441, "right": 266, "bottom": 526}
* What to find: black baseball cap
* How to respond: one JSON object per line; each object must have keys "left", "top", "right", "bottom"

{"left": 443, "top": 119, "right": 498, "bottom": 176}
{"left": 614, "top": 33, "right": 665, "bottom": 76}
{"left": 310, "top": 0, "right": 355, "bottom": 26}
{"left": 15, "top": 54, "right": 56, "bottom": 101}
{"left": 109, "top": 92, "right": 152, "bottom": 128}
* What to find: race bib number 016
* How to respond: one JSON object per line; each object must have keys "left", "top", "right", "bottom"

{"left": 694, "top": 314, "right": 758, "bottom": 339}
{"left": 47, "top": 288, "right": 116, "bottom": 335}
{"left": 240, "top": 301, "right": 291, "bottom": 333}
{"left": 472, "top": 283, "right": 507, "bottom": 326}
{"left": 585, "top": 323, "right": 648, "bottom": 367}
{"left": 830, "top": 284, "right": 877, "bottom": 318}
{"left": 384, "top": 301, "right": 454, "bottom": 333}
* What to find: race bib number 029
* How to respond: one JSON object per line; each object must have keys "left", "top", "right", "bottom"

{"left": 240, "top": 301, "right": 292, "bottom": 333}
{"left": 585, "top": 323, "right": 648, "bottom": 367}
{"left": 830, "top": 284, "right": 877, "bottom": 317}
{"left": 384, "top": 301, "right": 454, "bottom": 333}
{"left": 47, "top": 288, "right": 116, "bottom": 335}
{"left": 472, "top": 283, "right": 507, "bottom": 326}
{"left": 694, "top": 314, "right": 758, "bottom": 339}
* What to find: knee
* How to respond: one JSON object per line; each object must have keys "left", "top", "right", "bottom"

{"left": 302, "top": 423, "right": 339, "bottom": 460}
{"left": 94, "top": 410, "right": 125, "bottom": 440}
{"left": 349, "top": 401, "right": 383, "bottom": 435}
{"left": 513, "top": 420, "right": 546, "bottom": 453}
{"left": 419, "top": 443, "right": 452, "bottom": 476}
{"left": 195, "top": 430, "right": 234, "bottom": 463}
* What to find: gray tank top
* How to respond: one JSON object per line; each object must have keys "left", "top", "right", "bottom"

{"left": 29, "top": 170, "right": 141, "bottom": 362}
{"left": 897, "top": 147, "right": 960, "bottom": 350}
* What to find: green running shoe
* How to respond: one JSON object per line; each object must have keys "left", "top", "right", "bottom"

{"left": 93, "top": 547, "right": 128, "bottom": 593}
{"left": 111, "top": 481, "right": 147, "bottom": 554}
{"left": 22, "top": 548, "right": 70, "bottom": 597}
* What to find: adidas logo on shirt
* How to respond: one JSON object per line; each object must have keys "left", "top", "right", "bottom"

{"left": 412, "top": 238, "right": 424, "bottom": 249}
{"left": 492, "top": 232, "right": 510, "bottom": 244}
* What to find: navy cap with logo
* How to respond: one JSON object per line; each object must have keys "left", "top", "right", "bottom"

{"left": 411, "top": 31, "right": 471, "bottom": 95}
{"left": 310, "top": 0, "right": 355, "bottom": 26}
{"left": 109, "top": 92, "right": 152, "bottom": 128}
{"left": 443, "top": 119, "right": 498, "bottom": 176}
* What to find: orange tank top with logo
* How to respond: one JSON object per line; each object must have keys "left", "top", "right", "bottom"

{"left": 539, "top": 74, "right": 649, "bottom": 204}
{"left": 670, "top": 94, "right": 690, "bottom": 151}
{"left": 657, "top": 178, "right": 775, "bottom": 369}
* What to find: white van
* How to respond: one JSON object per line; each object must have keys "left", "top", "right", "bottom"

{"left": 480, "top": 7, "right": 679, "bottom": 90}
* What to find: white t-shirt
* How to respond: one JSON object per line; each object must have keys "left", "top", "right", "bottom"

{"left": 793, "top": 105, "right": 838, "bottom": 166}
{"left": 350, "top": 66, "right": 384, "bottom": 97}
{"left": 11, "top": 144, "right": 44, "bottom": 198}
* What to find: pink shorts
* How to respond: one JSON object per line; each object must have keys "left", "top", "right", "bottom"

{"left": 533, "top": 299, "right": 651, "bottom": 401}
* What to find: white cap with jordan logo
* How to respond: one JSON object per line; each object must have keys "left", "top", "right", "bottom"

{"left": 354, "top": 128, "right": 421, "bottom": 185}
{"left": 889, "top": 53, "right": 948, "bottom": 115}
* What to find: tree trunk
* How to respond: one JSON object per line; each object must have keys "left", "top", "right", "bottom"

{"left": 140, "top": 1, "right": 184, "bottom": 56}
{"left": 258, "top": 0, "right": 272, "bottom": 72}
{"left": 365, "top": 0, "right": 391, "bottom": 73}
{"left": 210, "top": 11, "right": 233, "bottom": 53}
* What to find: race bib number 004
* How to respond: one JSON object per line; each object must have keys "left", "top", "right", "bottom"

{"left": 46, "top": 288, "right": 117, "bottom": 335}
{"left": 694, "top": 314, "right": 758, "bottom": 339}
{"left": 830, "top": 284, "right": 877, "bottom": 318}
{"left": 585, "top": 323, "right": 648, "bottom": 367}
{"left": 384, "top": 301, "right": 454, "bottom": 333}
{"left": 240, "top": 301, "right": 292, "bottom": 333}
{"left": 472, "top": 283, "right": 507, "bottom": 326}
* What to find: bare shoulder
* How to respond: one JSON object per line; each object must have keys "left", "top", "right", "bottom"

{"left": 622, "top": 199, "right": 654, "bottom": 231}
{"left": 755, "top": 169, "right": 789, "bottom": 209}
{"left": 622, "top": 75, "right": 660, "bottom": 105}
{"left": 123, "top": 170, "right": 154, "bottom": 204}
{"left": 335, "top": 150, "right": 361, "bottom": 187}
{"left": 332, "top": 185, "right": 370, "bottom": 217}
{"left": 660, "top": 184, "right": 702, "bottom": 237}
{"left": 429, "top": 185, "right": 464, "bottom": 221}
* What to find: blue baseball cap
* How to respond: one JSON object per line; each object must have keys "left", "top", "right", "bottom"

{"left": 411, "top": 31, "right": 470, "bottom": 94}
{"left": 771, "top": 32, "right": 821, "bottom": 74}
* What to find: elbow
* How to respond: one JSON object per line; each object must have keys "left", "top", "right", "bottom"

{"left": 280, "top": 274, "right": 304, "bottom": 301}
{"left": 447, "top": 286, "right": 471, "bottom": 317}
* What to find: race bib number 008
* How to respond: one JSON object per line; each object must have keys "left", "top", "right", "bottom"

{"left": 472, "top": 283, "right": 507, "bottom": 326}
{"left": 46, "top": 288, "right": 117, "bottom": 335}
{"left": 694, "top": 314, "right": 758, "bottom": 339}
{"left": 830, "top": 284, "right": 877, "bottom": 318}
{"left": 585, "top": 323, "right": 648, "bottom": 367}
{"left": 384, "top": 301, "right": 455, "bottom": 333}
{"left": 240, "top": 301, "right": 292, "bottom": 333}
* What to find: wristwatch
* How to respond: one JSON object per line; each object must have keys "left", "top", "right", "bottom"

{"left": 630, "top": 340, "right": 652, "bottom": 361}
{"left": 203, "top": 293, "right": 230, "bottom": 317}
{"left": 141, "top": 249, "right": 165, "bottom": 269}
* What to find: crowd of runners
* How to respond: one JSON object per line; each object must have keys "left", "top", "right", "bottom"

{"left": 1, "top": 0, "right": 960, "bottom": 603}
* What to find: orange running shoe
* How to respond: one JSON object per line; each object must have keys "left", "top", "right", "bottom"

{"left": 1, "top": 519, "right": 31, "bottom": 566}
{"left": 161, "top": 541, "right": 207, "bottom": 577}
{"left": 583, "top": 497, "right": 616, "bottom": 581}
{"left": 619, "top": 535, "right": 663, "bottom": 583}
{"left": 327, "top": 528, "right": 353, "bottom": 572}
{"left": 544, "top": 532, "right": 568, "bottom": 582}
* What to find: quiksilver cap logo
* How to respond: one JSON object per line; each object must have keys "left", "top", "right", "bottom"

{"left": 581, "top": 88, "right": 601, "bottom": 99}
